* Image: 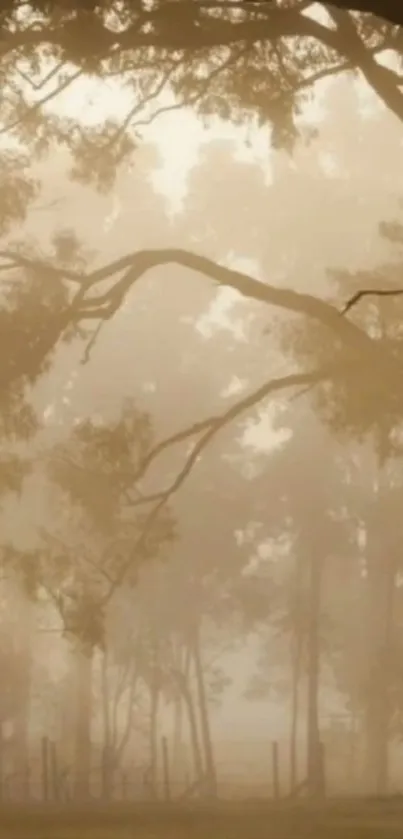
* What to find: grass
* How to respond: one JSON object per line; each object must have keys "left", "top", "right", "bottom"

{"left": 0, "top": 799, "right": 402, "bottom": 838}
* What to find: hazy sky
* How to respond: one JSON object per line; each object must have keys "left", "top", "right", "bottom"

{"left": 46, "top": 51, "right": 357, "bottom": 212}
{"left": 4, "top": 40, "right": 398, "bottom": 772}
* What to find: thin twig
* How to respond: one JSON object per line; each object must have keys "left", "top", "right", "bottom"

{"left": 341, "top": 287, "right": 403, "bottom": 315}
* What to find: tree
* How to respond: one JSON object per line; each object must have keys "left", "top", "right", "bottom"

{"left": 14, "top": 398, "right": 176, "bottom": 799}
{"left": 265, "top": 144, "right": 403, "bottom": 791}
{"left": 237, "top": 404, "right": 352, "bottom": 797}
{"left": 0, "top": 0, "right": 400, "bottom": 527}
{"left": 0, "top": 0, "right": 402, "bottom": 808}
{"left": 0, "top": 0, "right": 401, "bottom": 224}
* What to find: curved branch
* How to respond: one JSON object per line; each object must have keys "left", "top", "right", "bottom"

{"left": 73, "top": 247, "right": 394, "bottom": 365}
{"left": 103, "top": 363, "right": 337, "bottom": 601}
{"left": 0, "top": 243, "right": 387, "bottom": 358}
{"left": 341, "top": 286, "right": 403, "bottom": 313}
{"left": 0, "top": 245, "right": 397, "bottom": 392}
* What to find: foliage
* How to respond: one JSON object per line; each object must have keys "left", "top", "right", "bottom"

{"left": 4, "top": 399, "right": 178, "bottom": 648}
{"left": 0, "top": 0, "right": 400, "bottom": 799}
{"left": 278, "top": 217, "right": 403, "bottom": 458}
{"left": 0, "top": 0, "right": 396, "bottom": 221}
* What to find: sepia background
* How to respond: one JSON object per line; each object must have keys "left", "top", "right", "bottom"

{"left": 0, "top": 1, "right": 402, "bottom": 825}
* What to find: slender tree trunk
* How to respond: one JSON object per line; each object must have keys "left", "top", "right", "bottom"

{"left": 289, "top": 552, "right": 304, "bottom": 795}
{"left": 362, "top": 439, "right": 395, "bottom": 796}
{"left": 348, "top": 704, "right": 359, "bottom": 791}
{"left": 172, "top": 693, "right": 183, "bottom": 784}
{"left": 290, "top": 629, "right": 302, "bottom": 794}
{"left": 57, "top": 651, "right": 76, "bottom": 795}
{"left": 306, "top": 551, "right": 324, "bottom": 799}
{"left": 148, "top": 674, "right": 160, "bottom": 799}
{"left": 179, "top": 647, "right": 204, "bottom": 787}
{"left": 191, "top": 626, "right": 217, "bottom": 799}
{"left": 13, "top": 594, "right": 34, "bottom": 800}
{"left": 364, "top": 550, "right": 395, "bottom": 796}
{"left": 172, "top": 693, "right": 182, "bottom": 766}
{"left": 171, "top": 664, "right": 204, "bottom": 787}
{"left": 114, "top": 664, "right": 139, "bottom": 770}
{"left": 73, "top": 641, "right": 93, "bottom": 801}
{"left": 182, "top": 682, "right": 204, "bottom": 785}
{"left": 100, "top": 650, "right": 113, "bottom": 800}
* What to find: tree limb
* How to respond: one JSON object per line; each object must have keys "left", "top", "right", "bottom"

{"left": 102, "top": 364, "right": 337, "bottom": 602}
{"left": 0, "top": 245, "right": 398, "bottom": 392}
{"left": 71, "top": 247, "right": 398, "bottom": 372}
{"left": 328, "top": 6, "right": 403, "bottom": 123}
{"left": 341, "top": 287, "right": 403, "bottom": 314}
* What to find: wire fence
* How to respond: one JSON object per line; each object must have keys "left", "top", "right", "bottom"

{"left": 0, "top": 738, "right": 285, "bottom": 804}
{"left": 0, "top": 728, "right": 371, "bottom": 805}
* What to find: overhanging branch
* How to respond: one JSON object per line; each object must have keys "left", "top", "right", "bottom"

{"left": 71, "top": 247, "right": 396, "bottom": 369}
{"left": 0, "top": 245, "right": 399, "bottom": 391}
{"left": 102, "top": 362, "right": 342, "bottom": 601}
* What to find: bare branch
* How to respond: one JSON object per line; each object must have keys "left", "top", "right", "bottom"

{"left": 341, "top": 287, "right": 403, "bottom": 314}
{"left": 97, "top": 61, "right": 180, "bottom": 153}
{"left": 81, "top": 321, "right": 105, "bottom": 365}
{"left": 132, "top": 44, "right": 250, "bottom": 134}
{"left": 0, "top": 245, "right": 399, "bottom": 392}
{"left": 131, "top": 417, "right": 216, "bottom": 487}
{"left": 72, "top": 248, "right": 399, "bottom": 382}
{"left": 0, "top": 67, "right": 84, "bottom": 138}
{"left": 14, "top": 60, "right": 68, "bottom": 92}
{"left": 103, "top": 364, "right": 335, "bottom": 602}
{"left": 0, "top": 242, "right": 375, "bottom": 362}
{"left": 0, "top": 250, "right": 85, "bottom": 283}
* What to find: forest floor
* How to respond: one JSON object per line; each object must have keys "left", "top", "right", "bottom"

{"left": 0, "top": 800, "right": 402, "bottom": 839}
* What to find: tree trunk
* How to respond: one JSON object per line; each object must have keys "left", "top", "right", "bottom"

{"left": 114, "top": 664, "right": 139, "bottom": 770}
{"left": 13, "top": 594, "right": 34, "bottom": 800}
{"left": 289, "top": 551, "right": 304, "bottom": 795}
{"left": 182, "top": 680, "right": 205, "bottom": 786}
{"left": 100, "top": 650, "right": 113, "bottom": 800}
{"left": 364, "top": 551, "right": 395, "bottom": 796}
{"left": 290, "top": 628, "right": 302, "bottom": 795}
{"left": 73, "top": 641, "right": 93, "bottom": 801}
{"left": 172, "top": 693, "right": 183, "bottom": 777}
{"left": 172, "top": 691, "right": 187, "bottom": 793}
{"left": 191, "top": 626, "right": 217, "bottom": 799}
{"left": 171, "top": 664, "right": 204, "bottom": 788}
{"left": 306, "top": 551, "right": 324, "bottom": 799}
{"left": 148, "top": 674, "right": 160, "bottom": 799}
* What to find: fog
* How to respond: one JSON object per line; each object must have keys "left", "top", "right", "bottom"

{"left": 1, "top": 26, "right": 403, "bottom": 821}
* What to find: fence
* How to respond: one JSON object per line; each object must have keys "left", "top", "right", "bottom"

{"left": 0, "top": 730, "right": 372, "bottom": 804}
{"left": 0, "top": 736, "right": 311, "bottom": 804}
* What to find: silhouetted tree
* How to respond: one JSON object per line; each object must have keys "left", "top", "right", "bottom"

{"left": 6, "top": 399, "right": 176, "bottom": 799}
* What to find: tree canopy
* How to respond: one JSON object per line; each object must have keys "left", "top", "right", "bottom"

{"left": 0, "top": 0, "right": 401, "bottom": 397}
{"left": 0, "top": 0, "right": 401, "bottom": 807}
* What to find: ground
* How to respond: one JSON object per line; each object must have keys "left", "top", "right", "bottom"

{"left": 0, "top": 800, "right": 402, "bottom": 838}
